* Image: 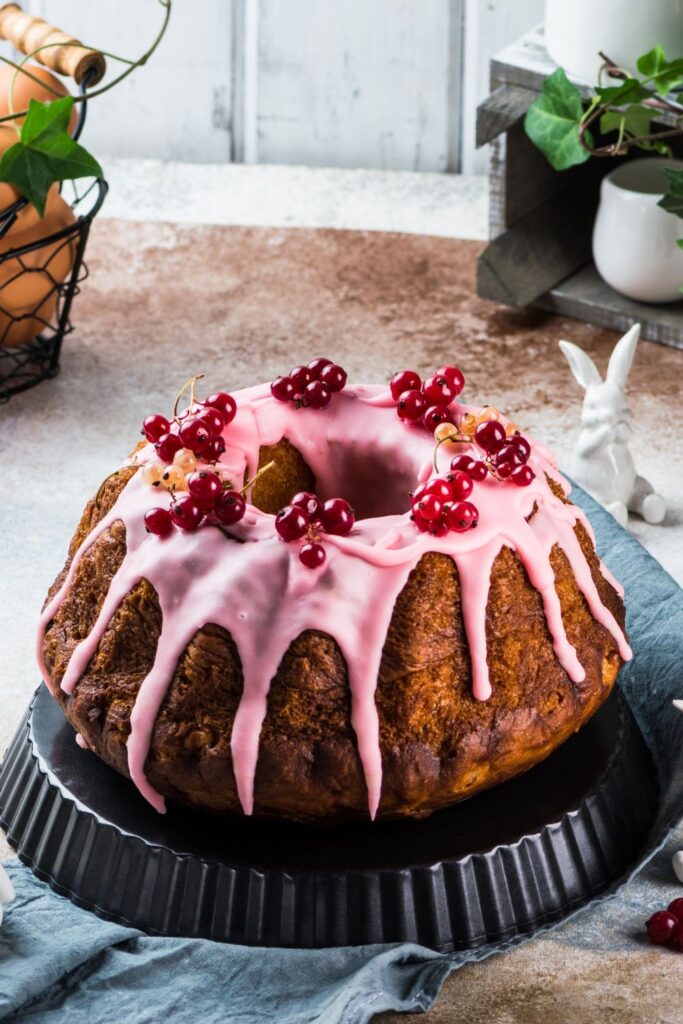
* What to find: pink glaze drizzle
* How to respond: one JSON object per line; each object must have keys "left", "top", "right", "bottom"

{"left": 37, "top": 383, "right": 632, "bottom": 818}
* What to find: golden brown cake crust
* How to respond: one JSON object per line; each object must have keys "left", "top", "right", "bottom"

{"left": 41, "top": 449, "right": 625, "bottom": 822}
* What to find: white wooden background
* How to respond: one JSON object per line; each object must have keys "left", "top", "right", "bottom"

{"left": 12, "top": 0, "right": 541, "bottom": 171}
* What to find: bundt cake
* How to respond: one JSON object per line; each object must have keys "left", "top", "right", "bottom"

{"left": 37, "top": 359, "right": 631, "bottom": 822}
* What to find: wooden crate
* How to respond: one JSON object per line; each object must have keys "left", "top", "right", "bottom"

{"left": 476, "top": 26, "right": 683, "bottom": 350}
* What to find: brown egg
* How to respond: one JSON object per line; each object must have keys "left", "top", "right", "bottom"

{"left": 0, "top": 190, "right": 76, "bottom": 348}
{"left": 0, "top": 125, "right": 22, "bottom": 212}
{"left": 0, "top": 65, "right": 77, "bottom": 134}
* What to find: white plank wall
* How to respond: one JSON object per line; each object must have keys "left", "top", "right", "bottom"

{"left": 461, "top": 0, "right": 543, "bottom": 173}
{"left": 5, "top": 0, "right": 540, "bottom": 172}
{"left": 26, "top": 0, "right": 234, "bottom": 162}
{"left": 254, "top": 0, "right": 460, "bottom": 172}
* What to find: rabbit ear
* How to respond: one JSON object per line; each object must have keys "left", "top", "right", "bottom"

{"left": 606, "top": 323, "right": 640, "bottom": 389}
{"left": 558, "top": 340, "right": 602, "bottom": 390}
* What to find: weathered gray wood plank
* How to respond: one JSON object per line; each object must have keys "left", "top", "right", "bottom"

{"left": 537, "top": 264, "right": 683, "bottom": 350}
{"left": 477, "top": 177, "right": 599, "bottom": 307}
{"left": 476, "top": 84, "right": 537, "bottom": 147}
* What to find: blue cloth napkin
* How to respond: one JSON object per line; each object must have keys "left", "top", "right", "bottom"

{"left": 1, "top": 488, "right": 682, "bottom": 1024}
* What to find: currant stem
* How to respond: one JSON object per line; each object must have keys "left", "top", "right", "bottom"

{"left": 433, "top": 434, "right": 470, "bottom": 472}
{"left": 172, "top": 374, "right": 204, "bottom": 419}
{"left": 241, "top": 460, "right": 276, "bottom": 496}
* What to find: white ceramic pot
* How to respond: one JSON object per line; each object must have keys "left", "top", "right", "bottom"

{"left": 592, "top": 158, "right": 683, "bottom": 304}
{"left": 545, "top": 0, "right": 683, "bottom": 84}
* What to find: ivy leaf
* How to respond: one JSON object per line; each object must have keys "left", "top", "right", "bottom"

{"left": 0, "top": 97, "right": 102, "bottom": 216}
{"left": 594, "top": 79, "right": 651, "bottom": 105}
{"left": 658, "top": 167, "right": 683, "bottom": 218}
{"left": 600, "top": 104, "right": 652, "bottom": 140}
{"left": 636, "top": 46, "right": 683, "bottom": 96}
{"left": 524, "top": 68, "right": 592, "bottom": 171}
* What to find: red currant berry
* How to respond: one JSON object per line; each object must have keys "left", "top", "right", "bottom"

{"left": 204, "top": 392, "right": 237, "bottom": 424}
{"left": 215, "top": 490, "right": 246, "bottom": 525}
{"left": 413, "top": 493, "right": 443, "bottom": 521}
{"left": 468, "top": 460, "right": 488, "bottom": 482}
{"left": 299, "top": 541, "right": 326, "bottom": 569}
{"left": 390, "top": 369, "right": 421, "bottom": 402}
{"left": 397, "top": 389, "right": 427, "bottom": 422}
{"left": 508, "top": 434, "right": 531, "bottom": 461}
{"left": 292, "top": 491, "right": 322, "bottom": 520}
{"left": 436, "top": 365, "right": 465, "bottom": 396}
{"left": 195, "top": 408, "right": 225, "bottom": 436}
{"left": 495, "top": 443, "right": 523, "bottom": 467}
{"left": 424, "top": 478, "right": 452, "bottom": 502}
{"left": 674, "top": 919, "right": 683, "bottom": 950}
{"left": 290, "top": 365, "right": 314, "bottom": 394}
{"left": 142, "top": 414, "right": 170, "bottom": 443}
{"left": 475, "top": 419, "right": 506, "bottom": 455}
{"left": 271, "top": 376, "right": 295, "bottom": 403}
{"left": 444, "top": 500, "right": 478, "bottom": 532}
{"left": 410, "top": 483, "right": 428, "bottom": 504}
{"left": 155, "top": 432, "right": 183, "bottom": 463}
{"left": 667, "top": 898, "right": 683, "bottom": 921}
{"left": 276, "top": 505, "right": 310, "bottom": 541}
{"left": 304, "top": 380, "right": 332, "bottom": 409}
{"left": 423, "top": 374, "right": 456, "bottom": 407}
{"left": 424, "top": 405, "right": 454, "bottom": 431}
{"left": 307, "top": 357, "right": 333, "bottom": 379}
{"left": 412, "top": 509, "right": 430, "bottom": 532}
{"left": 179, "top": 418, "right": 211, "bottom": 455}
{"left": 187, "top": 470, "right": 222, "bottom": 508}
{"left": 496, "top": 461, "right": 514, "bottom": 480}
{"left": 448, "top": 470, "right": 474, "bottom": 500}
{"left": 511, "top": 465, "right": 535, "bottom": 487}
{"left": 321, "top": 497, "right": 355, "bottom": 535}
{"left": 427, "top": 518, "right": 449, "bottom": 538}
{"left": 144, "top": 507, "right": 173, "bottom": 537}
{"left": 170, "top": 496, "right": 204, "bottom": 532}
{"left": 319, "top": 363, "right": 347, "bottom": 393}
{"left": 205, "top": 437, "right": 226, "bottom": 462}
{"left": 646, "top": 910, "right": 678, "bottom": 945}
{"left": 450, "top": 455, "right": 477, "bottom": 476}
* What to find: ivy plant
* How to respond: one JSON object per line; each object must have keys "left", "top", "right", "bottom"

{"left": 524, "top": 46, "right": 683, "bottom": 227}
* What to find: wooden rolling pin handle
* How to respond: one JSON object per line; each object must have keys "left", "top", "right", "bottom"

{"left": 0, "top": 3, "right": 106, "bottom": 85}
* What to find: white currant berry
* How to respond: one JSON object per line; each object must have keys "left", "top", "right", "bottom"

{"left": 143, "top": 461, "right": 166, "bottom": 488}
{"left": 173, "top": 447, "right": 197, "bottom": 474}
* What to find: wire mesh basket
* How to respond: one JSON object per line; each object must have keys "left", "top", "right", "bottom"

{"left": 0, "top": 74, "right": 107, "bottom": 404}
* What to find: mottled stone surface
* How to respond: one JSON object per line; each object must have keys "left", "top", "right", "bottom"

{"left": 1, "top": 219, "right": 681, "bottom": 1017}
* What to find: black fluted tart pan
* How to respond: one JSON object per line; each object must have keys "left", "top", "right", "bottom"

{"left": 0, "top": 683, "right": 659, "bottom": 950}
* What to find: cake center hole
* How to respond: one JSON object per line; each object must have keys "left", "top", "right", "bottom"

{"left": 315, "top": 440, "right": 418, "bottom": 520}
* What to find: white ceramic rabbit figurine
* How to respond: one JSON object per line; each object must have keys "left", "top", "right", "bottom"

{"left": 0, "top": 863, "right": 14, "bottom": 928}
{"left": 559, "top": 324, "right": 666, "bottom": 527}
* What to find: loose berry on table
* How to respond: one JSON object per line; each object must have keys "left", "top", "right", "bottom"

{"left": 646, "top": 910, "right": 679, "bottom": 946}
